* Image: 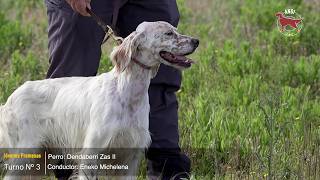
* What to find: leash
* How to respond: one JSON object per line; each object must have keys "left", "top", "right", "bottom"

{"left": 87, "top": 8, "right": 152, "bottom": 70}
{"left": 86, "top": 7, "right": 123, "bottom": 45}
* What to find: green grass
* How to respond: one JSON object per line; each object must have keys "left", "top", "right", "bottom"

{"left": 1, "top": 0, "right": 320, "bottom": 179}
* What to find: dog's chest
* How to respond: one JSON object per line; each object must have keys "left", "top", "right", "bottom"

{"left": 111, "top": 94, "right": 149, "bottom": 127}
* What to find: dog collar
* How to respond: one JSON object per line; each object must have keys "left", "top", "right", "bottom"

{"left": 131, "top": 58, "right": 152, "bottom": 70}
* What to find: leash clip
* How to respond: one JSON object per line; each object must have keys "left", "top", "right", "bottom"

{"left": 104, "top": 24, "right": 123, "bottom": 45}
{"left": 86, "top": 8, "right": 123, "bottom": 45}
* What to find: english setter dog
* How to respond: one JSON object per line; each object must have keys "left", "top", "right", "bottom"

{"left": 0, "top": 21, "right": 199, "bottom": 180}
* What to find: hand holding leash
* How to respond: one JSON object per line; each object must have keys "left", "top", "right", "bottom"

{"left": 66, "top": 0, "right": 91, "bottom": 16}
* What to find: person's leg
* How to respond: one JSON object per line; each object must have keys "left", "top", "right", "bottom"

{"left": 116, "top": 1, "right": 191, "bottom": 179}
{"left": 45, "top": 0, "right": 114, "bottom": 78}
{"left": 146, "top": 85, "right": 191, "bottom": 179}
{"left": 44, "top": 0, "right": 113, "bottom": 178}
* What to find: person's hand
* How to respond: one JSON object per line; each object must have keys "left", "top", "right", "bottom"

{"left": 65, "top": 0, "right": 91, "bottom": 16}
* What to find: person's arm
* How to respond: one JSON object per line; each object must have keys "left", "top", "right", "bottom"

{"left": 65, "top": 0, "right": 91, "bottom": 16}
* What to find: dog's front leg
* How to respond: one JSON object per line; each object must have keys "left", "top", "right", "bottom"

{"left": 117, "top": 151, "right": 141, "bottom": 180}
{"left": 77, "top": 148, "right": 99, "bottom": 180}
{"left": 78, "top": 127, "right": 113, "bottom": 180}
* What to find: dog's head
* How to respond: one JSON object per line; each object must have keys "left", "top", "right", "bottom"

{"left": 111, "top": 21, "right": 199, "bottom": 76}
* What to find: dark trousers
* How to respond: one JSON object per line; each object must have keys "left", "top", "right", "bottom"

{"left": 45, "top": 0, "right": 190, "bottom": 179}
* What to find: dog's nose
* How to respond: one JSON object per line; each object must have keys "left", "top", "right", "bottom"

{"left": 191, "top": 38, "right": 199, "bottom": 48}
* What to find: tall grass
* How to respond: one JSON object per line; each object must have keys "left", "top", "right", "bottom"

{"left": 176, "top": 0, "right": 320, "bottom": 179}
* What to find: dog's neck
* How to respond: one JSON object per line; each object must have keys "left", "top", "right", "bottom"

{"left": 114, "top": 58, "right": 152, "bottom": 112}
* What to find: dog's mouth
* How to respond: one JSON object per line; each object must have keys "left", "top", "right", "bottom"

{"left": 159, "top": 51, "right": 195, "bottom": 68}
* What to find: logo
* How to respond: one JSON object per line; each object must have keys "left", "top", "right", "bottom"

{"left": 275, "top": 9, "right": 303, "bottom": 36}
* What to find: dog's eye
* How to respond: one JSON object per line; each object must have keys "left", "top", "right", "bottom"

{"left": 165, "top": 31, "right": 174, "bottom": 36}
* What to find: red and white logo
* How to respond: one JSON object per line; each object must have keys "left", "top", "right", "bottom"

{"left": 275, "top": 9, "right": 303, "bottom": 36}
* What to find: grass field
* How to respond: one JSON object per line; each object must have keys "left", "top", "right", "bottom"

{"left": 0, "top": 0, "right": 320, "bottom": 179}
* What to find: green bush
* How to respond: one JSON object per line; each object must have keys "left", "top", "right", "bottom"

{"left": 0, "top": 50, "right": 45, "bottom": 103}
{"left": 0, "top": 13, "right": 31, "bottom": 62}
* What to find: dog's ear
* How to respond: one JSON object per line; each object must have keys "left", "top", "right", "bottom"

{"left": 151, "top": 64, "right": 160, "bottom": 79}
{"left": 111, "top": 31, "right": 143, "bottom": 73}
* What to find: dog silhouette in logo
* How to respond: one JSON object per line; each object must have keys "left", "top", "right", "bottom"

{"left": 275, "top": 12, "right": 302, "bottom": 32}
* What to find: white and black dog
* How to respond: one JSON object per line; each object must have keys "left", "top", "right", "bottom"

{"left": 0, "top": 21, "right": 199, "bottom": 180}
